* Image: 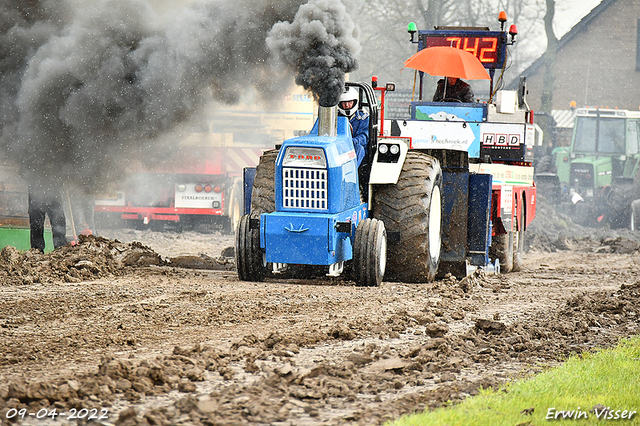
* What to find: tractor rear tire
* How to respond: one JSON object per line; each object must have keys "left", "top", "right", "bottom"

{"left": 573, "top": 201, "right": 596, "bottom": 227}
{"left": 533, "top": 173, "right": 561, "bottom": 205}
{"left": 372, "top": 151, "right": 442, "bottom": 283}
{"left": 512, "top": 232, "right": 525, "bottom": 272}
{"left": 353, "top": 218, "right": 387, "bottom": 287}
{"left": 631, "top": 200, "right": 640, "bottom": 231}
{"left": 250, "top": 149, "right": 278, "bottom": 217}
{"left": 512, "top": 199, "right": 525, "bottom": 272}
{"left": 490, "top": 232, "right": 514, "bottom": 273}
{"left": 236, "top": 215, "right": 266, "bottom": 282}
{"left": 244, "top": 149, "right": 278, "bottom": 279}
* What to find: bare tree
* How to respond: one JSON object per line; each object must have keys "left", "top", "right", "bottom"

{"left": 538, "top": 0, "right": 557, "bottom": 140}
{"left": 540, "top": 0, "right": 557, "bottom": 111}
{"left": 417, "top": 0, "right": 455, "bottom": 30}
{"left": 497, "top": 0, "right": 546, "bottom": 84}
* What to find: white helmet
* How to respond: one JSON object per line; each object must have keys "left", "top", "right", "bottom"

{"left": 338, "top": 87, "right": 359, "bottom": 117}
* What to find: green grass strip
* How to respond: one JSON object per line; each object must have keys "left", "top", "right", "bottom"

{"left": 387, "top": 336, "right": 640, "bottom": 425}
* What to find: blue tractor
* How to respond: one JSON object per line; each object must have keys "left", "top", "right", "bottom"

{"left": 237, "top": 82, "right": 394, "bottom": 287}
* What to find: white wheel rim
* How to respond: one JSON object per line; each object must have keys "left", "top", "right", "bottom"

{"left": 232, "top": 202, "right": 241, "bottom": 232}
{"left": 428, "top": 184, "right": 442, "bottom": 260}
{"left": 379, "top": 230, "right": 387, "bottom": 278}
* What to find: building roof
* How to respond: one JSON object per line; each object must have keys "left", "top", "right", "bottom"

{"left": 551, "top": 109, "right": 576, "bottom": 128}
{"left": 508, "top": 0, "right": 615, "bottom": 89}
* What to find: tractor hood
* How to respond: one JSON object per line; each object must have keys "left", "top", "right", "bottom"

{"left": 274, "top": 108, "right": 360, "bottom": 214}
{"left": 570, "top": 155, "right": 614, "bottom": 191}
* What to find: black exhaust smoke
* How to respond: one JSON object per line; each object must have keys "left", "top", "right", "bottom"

{"left": 0, "top": 0, "right": 360, "bottom": 192}
{"left": 266, "top": 0, "right": 360, "bottom": 107}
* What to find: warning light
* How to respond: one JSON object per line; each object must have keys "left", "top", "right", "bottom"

{"left": 509, "top": 25, "right": 518, "bottom": 44}
{"left": 408, "top": 22, "right": 417, "bottom": 42}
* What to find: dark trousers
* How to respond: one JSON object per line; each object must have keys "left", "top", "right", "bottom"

{"left": 28, "top": 187, "right": 68, "bottom": 251}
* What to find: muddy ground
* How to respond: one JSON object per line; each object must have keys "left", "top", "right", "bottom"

{"left": 1, "top": 199, "right": 640, "bottom": 426}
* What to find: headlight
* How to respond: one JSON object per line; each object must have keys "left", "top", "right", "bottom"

{"left": 176, "top": 184, "right": 186, "bottom": 192}
{"left": 378, "top": 144, "right": 389, "bottom": 154}
{"left": 389, "top": 144, "right": 400, "bottom": 155}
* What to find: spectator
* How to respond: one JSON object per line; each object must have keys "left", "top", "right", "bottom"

{"left": 27, "top": 179, "right": 68, "bottom": 252}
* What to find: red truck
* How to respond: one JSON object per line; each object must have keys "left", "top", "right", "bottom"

{"left": 94, "top": 145, "right": 261, "bottom": 233}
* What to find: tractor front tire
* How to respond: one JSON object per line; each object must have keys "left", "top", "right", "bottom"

{"left": 353, "top": 218, "right": 387, "bottom": 287}
{"left": 372, "top": 151, "right": 443, "bottom": 283}
{"left": 490, "top": 232, "right": 514, "bottom": 273}
{"left": 242, "top": 149, "right": 278, "bottom": 279}
{"left": 236, "top": 215, "right": 266, "bottom": 282}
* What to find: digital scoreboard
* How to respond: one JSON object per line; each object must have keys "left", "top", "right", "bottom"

{"left": 418, "top": 30, "right": 507, "bottom": 69}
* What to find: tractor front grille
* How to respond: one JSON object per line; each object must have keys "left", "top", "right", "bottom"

{"left": 283, "top": 167, "right": 327, "bottom": 210}
{"left": 570, "top": 163, "right": 594, "bottom": 193}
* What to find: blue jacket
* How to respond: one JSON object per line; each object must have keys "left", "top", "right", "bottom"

{"left": 350, "top": 110, "right": 370, "bottom": 167}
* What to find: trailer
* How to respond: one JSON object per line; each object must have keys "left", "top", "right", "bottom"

{"left": 237, "top": 12, "right": 536, "bottom": 285}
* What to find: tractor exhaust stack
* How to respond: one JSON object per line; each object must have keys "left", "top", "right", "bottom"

{"left": 317, "top": 106, "right": 338, "bottom": 137}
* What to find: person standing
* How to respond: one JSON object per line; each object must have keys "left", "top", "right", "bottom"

{"left": 26, "top": 177, "right": 68, "bottom": 252}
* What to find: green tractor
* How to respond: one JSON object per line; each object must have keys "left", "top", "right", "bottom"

{"left": 546, "top": 107, "right": 640, "bottom": 229}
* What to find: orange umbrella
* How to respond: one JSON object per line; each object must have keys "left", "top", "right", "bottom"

{"left": 403, "top": 46, "right": 491, "bottom": 80}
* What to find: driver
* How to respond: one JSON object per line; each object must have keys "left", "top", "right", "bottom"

{"left": 432, "top": 77, "right": 475, "bottom": 103}
{"left": 338, "top": 86, "right": 369, "bottom": 167}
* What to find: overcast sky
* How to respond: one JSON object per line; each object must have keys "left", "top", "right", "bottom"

{"left": 555, "top": 0, "right": 604, "bottom": 37}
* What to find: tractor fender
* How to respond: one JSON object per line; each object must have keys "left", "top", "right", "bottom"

{"left": 368, "top": 137, "right": 409, "bottom": 185}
